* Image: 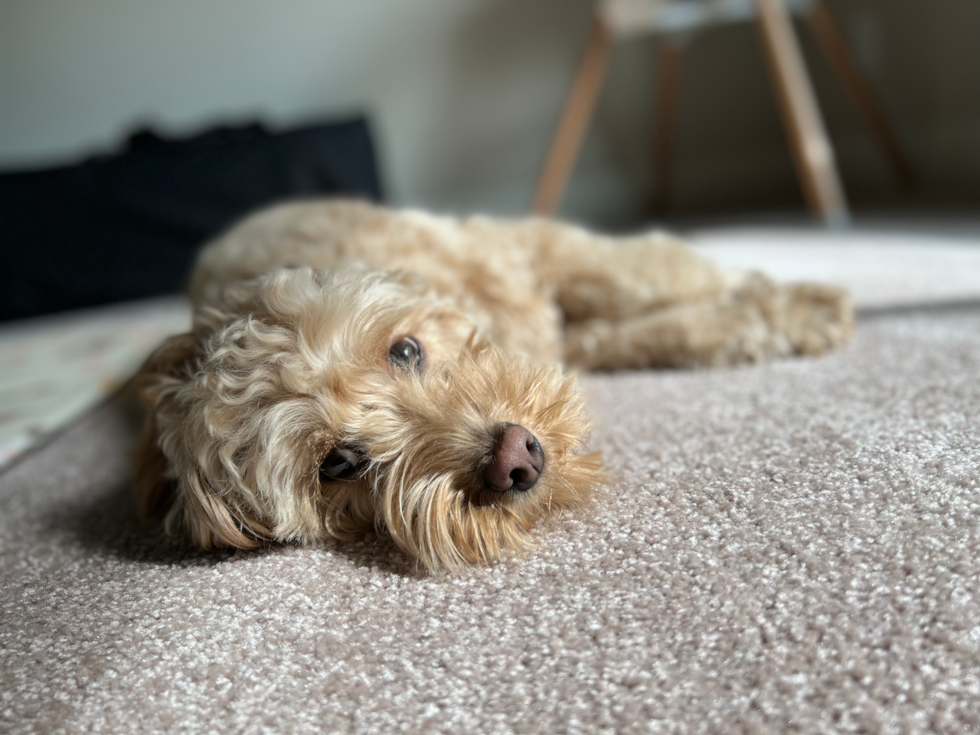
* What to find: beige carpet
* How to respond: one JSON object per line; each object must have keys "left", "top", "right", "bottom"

{"left": 2, "top": 231, "right": 980, "bottom": 733}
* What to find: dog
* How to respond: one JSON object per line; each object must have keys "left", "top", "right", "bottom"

{"left": 137, "top": 200, "right": 853, "bottom": 571}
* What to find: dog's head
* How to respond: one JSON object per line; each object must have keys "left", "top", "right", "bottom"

{"left": 137, "top": 267, "right": 601, "bottom": 571}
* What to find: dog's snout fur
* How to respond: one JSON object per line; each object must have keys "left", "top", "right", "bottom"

{"left": 485, "top": 425, "right": 544, "bottom": 493}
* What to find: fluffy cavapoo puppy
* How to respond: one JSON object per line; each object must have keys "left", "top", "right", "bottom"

{"left": 137, "top": 200, "right": 852, "bottom": 571}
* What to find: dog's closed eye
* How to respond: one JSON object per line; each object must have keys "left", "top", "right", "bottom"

{"left": 319, "top": 447, "right": 362, "bottom": 482}
{"left": 388, "top": 336, "right": 424, "bottom": 373}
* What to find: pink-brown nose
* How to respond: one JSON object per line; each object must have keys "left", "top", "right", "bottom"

{"left": 485, "top": 425, "right": 545, "bottom": 493}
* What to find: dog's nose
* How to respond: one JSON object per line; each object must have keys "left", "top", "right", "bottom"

{"left": 485, "top": 424, "right": 545, "bottom": 493}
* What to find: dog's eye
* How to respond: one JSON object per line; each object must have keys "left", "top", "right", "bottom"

{"left": 388, "top": 336, "right": 424, "bottom": 372}
{"left": 319, "top": 447, "right": 361, "bottom": 482}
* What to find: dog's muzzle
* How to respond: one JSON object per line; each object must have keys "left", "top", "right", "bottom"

{"left": 484, "top": 424, "right": 544, "bottom": 493}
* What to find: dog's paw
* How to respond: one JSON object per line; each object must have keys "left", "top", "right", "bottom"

{"left": 740, "top": 275, "right": 854, "bottom": 357}
{"left": 776, "top": 282, "right": 854, "bottom": 356}
{"left": 561, "top": 274, "right": 855, "bottom": 370}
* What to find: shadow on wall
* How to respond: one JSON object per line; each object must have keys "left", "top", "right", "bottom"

{"left": 383, "top": 0, "right": 598, "bottom": 217}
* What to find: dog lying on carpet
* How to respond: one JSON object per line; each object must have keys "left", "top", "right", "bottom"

{"left": 137, "top": 200, "right": 853, "bottom": 571}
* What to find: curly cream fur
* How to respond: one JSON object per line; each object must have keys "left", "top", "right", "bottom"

{"left": 138, "top": 200, "right": 852, "bottom": 571}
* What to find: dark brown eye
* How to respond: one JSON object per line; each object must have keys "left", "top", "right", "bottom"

{"left": 319, "top": 447, "right": 362, "bottom": 482}
{"left": 388, "top": 336, "right": 424, "bottom": 372}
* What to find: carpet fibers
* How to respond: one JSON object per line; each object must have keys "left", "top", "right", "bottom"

{"left": 2, "top": 259, "right": 980, "bottom": 734}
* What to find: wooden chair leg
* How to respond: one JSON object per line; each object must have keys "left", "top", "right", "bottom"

{"left": 532, "top": 18, "right": 613, "bottom": 216}
{"left": 755, "top": 0, "right": 849, "bottom": 227}
{"left": 805, "top": 0, "right": 916, "bottom": 187}
{"left": 652, "top": 38, "right": 683, "bottom": 213}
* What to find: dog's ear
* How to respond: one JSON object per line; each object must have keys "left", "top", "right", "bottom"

{"left": 163, "top": 463, "right": 269, "bottom": 552}
{"left": 135, "top": 331, "right": 268, "bottom": 550}
{"left": 134, "top": 331, "right": 198, "bottom": 523}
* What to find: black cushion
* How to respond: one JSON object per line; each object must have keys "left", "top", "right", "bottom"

{"left": 0, "top": 118, "right": 383, "bottom": 321}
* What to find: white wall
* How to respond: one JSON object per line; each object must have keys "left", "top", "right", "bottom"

{"left": 1, "top": 0, "right": 977, "bottom": 226}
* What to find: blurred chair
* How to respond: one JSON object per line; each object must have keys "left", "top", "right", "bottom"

{"left": 532, "top": 0, "right": 915, "bottom": 226}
